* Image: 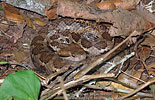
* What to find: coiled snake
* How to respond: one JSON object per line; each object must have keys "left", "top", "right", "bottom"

{"left": 30, "top": 18, "right": 114, "bottom": 75}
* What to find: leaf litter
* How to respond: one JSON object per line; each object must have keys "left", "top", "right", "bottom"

{"left": 0, "top": 0, "right": 155, "bottom": 100}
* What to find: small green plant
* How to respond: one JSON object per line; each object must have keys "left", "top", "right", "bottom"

{"left": 0, "top": 61, "right": 8, "bottom": 64}
{"left": 0, "top": 70, "right": 41, "bottom": 100}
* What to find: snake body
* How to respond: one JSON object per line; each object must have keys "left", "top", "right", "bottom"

{"left": 31, "top": 18, "right": 114, "bottom": 75}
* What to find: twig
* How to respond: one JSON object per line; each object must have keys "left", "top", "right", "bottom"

{"left": 141, "top": 60, "right": 150, "bottom": 75}
{"left": 40, "top": 73, "right": 114, "bottom": 100}
{"left": 43, "top": 69, "right": 67, "bottom": 85}
{"left": 73, "top": 80, "right": 96, "bottom": 97}
{"left": 74, "top": 52, "right": 135, "bottom": 97}
{"left": 43, "top": 62, "right": 83, "bottom": 86}
{"left": 58, "top": 76, "right": 68, "bottom": 100}
{"left": 0, "top": 29, "right": 11, "bottom": 38}
{"left": 121, "top": 70, "right": 146, "bottom": 83}
{"left": 104, "top": 52, "right": 135, "bottom": 74}
{"left": 75, "top": 30, "right": 141, "bottom": 79}
{"left": 117, "top": 78, "right": 155, "bottom": 100}
{"left": 84, "top": 84, "right": 152, "bottom": 97}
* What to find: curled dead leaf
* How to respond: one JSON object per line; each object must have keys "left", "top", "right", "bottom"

{"left": 2, "top": 2, "right": 24, "bottom": 23}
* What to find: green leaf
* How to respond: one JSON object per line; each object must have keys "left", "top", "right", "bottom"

{"left": 0, "top": 70, "right": 41, "bottom": 100}
{"left": 0, "top": 61, "right": 8, "bottom": 64}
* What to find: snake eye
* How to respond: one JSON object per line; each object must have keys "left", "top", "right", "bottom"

{"left": 59, "top": 38, "right": 70, "bottom": 44}
{"left": 65, "top": 38, "right": 70, "bottom": 44}
{"left": 72, "top": 54, "right": 75, "bottom": 57}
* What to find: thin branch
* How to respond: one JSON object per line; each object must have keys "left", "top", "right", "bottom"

{"left": 75, "top": 30, "right": 141, "bottom": 79}
{"left": 121, "top": 70, "right": 146, "bottom": 83}
{"left": 84, "top": 84, "right": 152, "bottom": 97}
{"left": 58, "top": 76, "right": 69, "bottom": 100}
{"left": 117, "top": 78, "right": 155, "bottom": 100}
{"left": 40, "top": 73, "right": 114, "bottom": 100}
{"left": 74, "top": 52, "right": 135, "bottom": 97}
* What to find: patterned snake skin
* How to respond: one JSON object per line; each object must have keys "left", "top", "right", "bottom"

{"left": 30, "top": 18, "right": 114, "bottom": 75}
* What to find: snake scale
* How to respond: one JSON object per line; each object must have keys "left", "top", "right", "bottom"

{"left": 30, "top": 18, "right": 114, "bottom": 75}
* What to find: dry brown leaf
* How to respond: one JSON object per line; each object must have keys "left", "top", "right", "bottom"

{"left": 138, "top": 46, "right": 151, "bottom": 61}
{"left": 53, "top": 0, "right": 58, "bottom": 3}
{"left": 96, "top": 0, "right": 140, "bottom": 10}
{"left": 45, "top": 0, "right": 58, "bottom": 19}
{"left": 57, "top": 0, "right": 153, "bottom": 37}
{"left": 45, "top": 7, "right": 58, "bottom": 19}
{"left": 13, "top": 51, "right": 28, "bottom": 63}
{"left": 96, "top": 1, "right": 116, "bottom": 10}
{"left": 0, "top": 51, "right": 28, "bottom": 63}
{"left": 147, "top": 63, "right": 155, "bottom": 69}
{"left": 118, "top": 71, "right": 141, "bottom": 87}
{"left": 13, "top": 23, "right": 26, "bottom": 43}
{"left": 128, "top": 57, "right": 139, "bottom": 70}
{"left": 2, "top": 2, "right": 24, "bottom": 23}
{"left": 142, "top": 34, "right": 155, "bottom": 49}
{"left": 34, "top": 18, "right": 47, "bottom": 26}
{"left": 129, "top": 70, "right": 142, "bottom": 83}
{"left": 114, "top": 0, "right": 140, "bottom": 10}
